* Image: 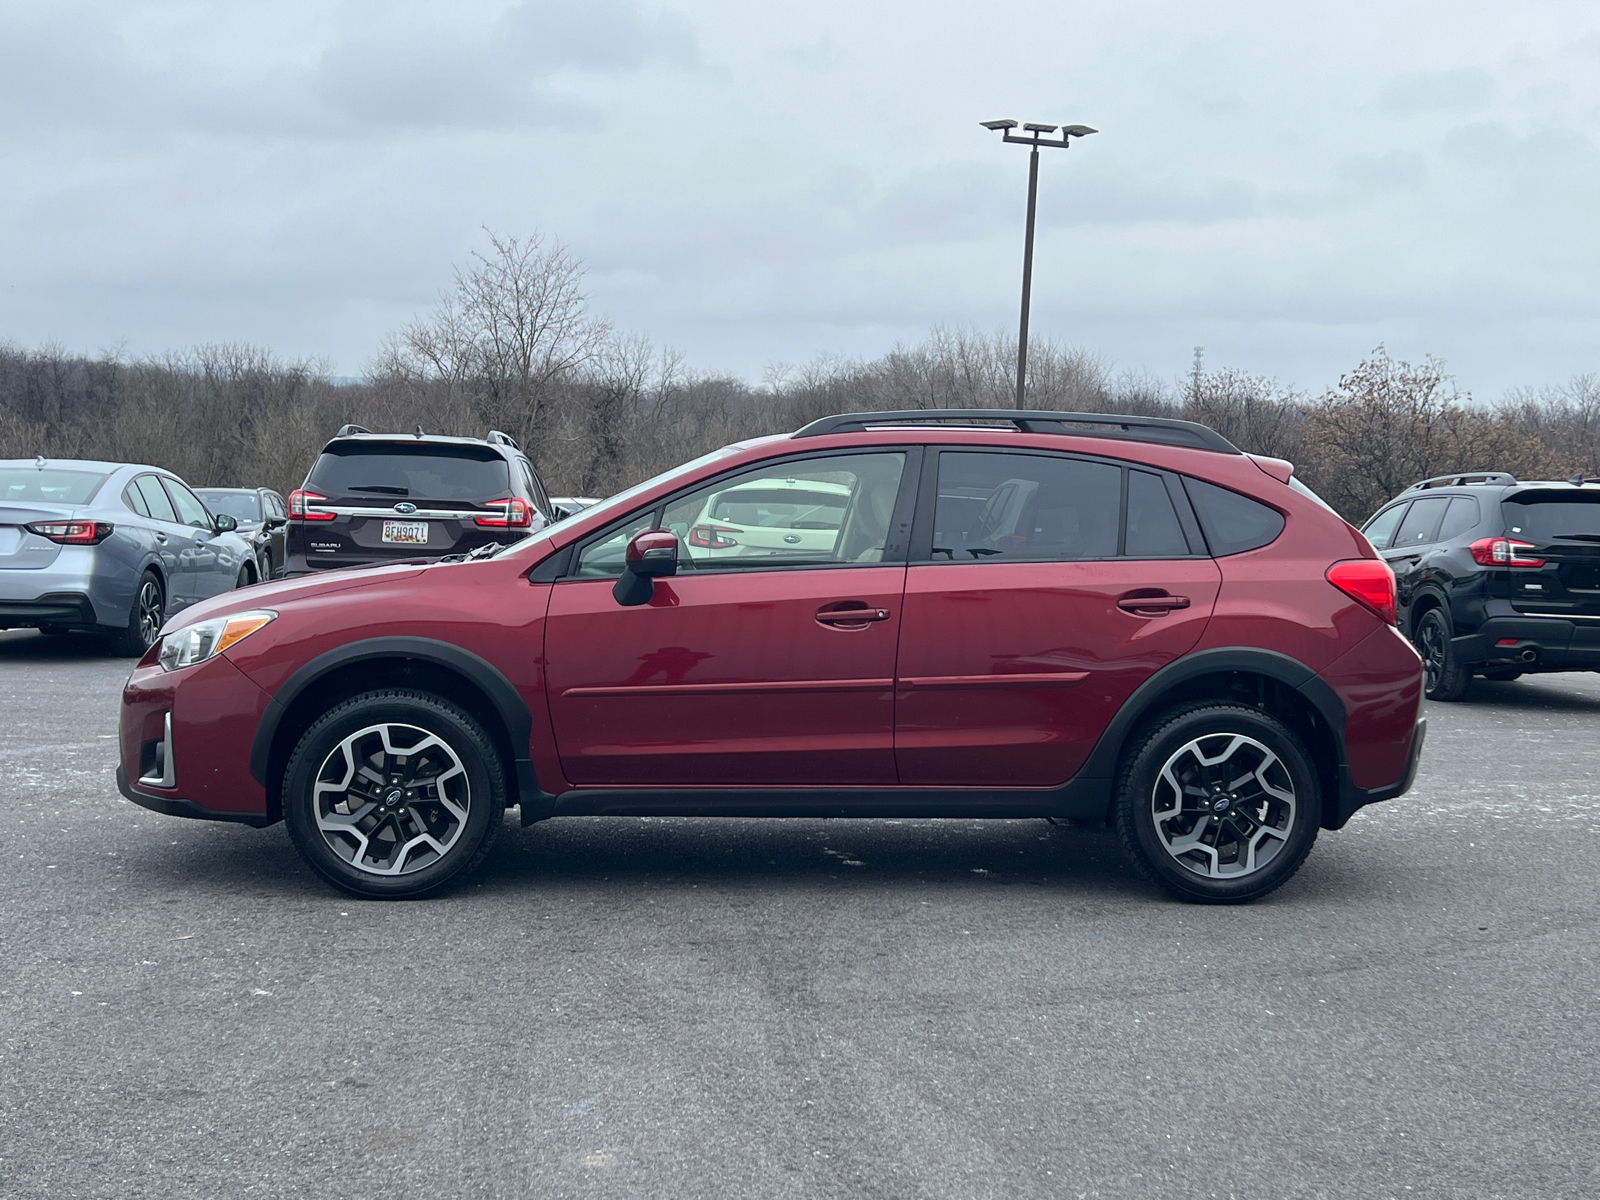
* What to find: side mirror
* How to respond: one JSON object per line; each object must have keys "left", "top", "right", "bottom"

{"left": 214, "top": 514, "right": 238, "bottom": 533}
{"left": 265, "top": 515, "right": 287, "bottom": 529}
{"left": 612, "top": 530, "right": 678, "bottom": 607}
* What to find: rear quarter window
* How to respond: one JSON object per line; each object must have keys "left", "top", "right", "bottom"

{"left": 1182, "top": 478, "right": 1286, "bottom": 556}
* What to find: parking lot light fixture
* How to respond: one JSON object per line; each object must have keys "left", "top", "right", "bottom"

{"left": 981, "top": 118, "right": 1097, "bottom": 407}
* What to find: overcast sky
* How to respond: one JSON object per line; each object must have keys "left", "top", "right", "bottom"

{"left": 2, "top": 0, "right": 1597, "bottom": 396}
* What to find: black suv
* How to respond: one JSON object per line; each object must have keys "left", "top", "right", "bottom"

{"left": 285, "top": 427, "right": 556, "bottom": 574}
{"left": 1361, "top": 472, "right": 1600, "bottom": 698}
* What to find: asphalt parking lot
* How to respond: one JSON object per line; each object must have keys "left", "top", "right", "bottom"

{"left": 0, "top": 628, "right": 1596, "bottom": 1200}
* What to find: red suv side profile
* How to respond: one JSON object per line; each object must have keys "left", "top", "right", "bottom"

{"left": 116, "top": 410, "right": 1426, "bottom": 904}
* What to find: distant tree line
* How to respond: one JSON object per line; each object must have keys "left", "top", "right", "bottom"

{"left": 2, "top": 230, "right": 1597, "bottom": 523}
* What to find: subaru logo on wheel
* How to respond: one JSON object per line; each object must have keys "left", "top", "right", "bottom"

{"left": 394, "top": 502, "right": 417, "bottom": 514}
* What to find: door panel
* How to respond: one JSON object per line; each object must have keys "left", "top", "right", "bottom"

{"left": 545, "top": 566, "right": 907, "bottom": 786}
{"left": 132, "top": 475, "right": 193, "bottom": 606}
{"left": 894, "top": 559, "right": 1222, "bottom": 786}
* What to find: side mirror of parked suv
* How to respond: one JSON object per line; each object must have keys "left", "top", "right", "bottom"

{"left": 612, "top": 530, "right": 679, "bottom": 607}
{"left": 214, "top": 513, "right": 238, "bottom": 533}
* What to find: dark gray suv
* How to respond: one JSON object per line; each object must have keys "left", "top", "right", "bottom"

{"left": 1361, "top": 472, "right": 1600, "bottom": 698}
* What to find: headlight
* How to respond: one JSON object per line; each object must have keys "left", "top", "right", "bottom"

{"left": 158, "top": 610, "right": 276, "bottom": 671}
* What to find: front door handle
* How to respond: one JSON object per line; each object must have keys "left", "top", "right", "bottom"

{"left": 816, "top": 604, "right": 891, "bottom": 628}
{"left": 1116, "top": 592, "right": 1191, "bottom": 616}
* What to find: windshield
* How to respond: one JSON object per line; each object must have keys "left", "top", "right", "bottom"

{"left": 307, "top": 443, "right": 511, "bottom": 500}
{"left": 0, "top": 467, "right": 108, "bottom": 505}
{"left": 1503, "top": 495, "right": 1600, "bottom": 542}
{"left": 197, "top": 491, "right": 262, "bottom": 523}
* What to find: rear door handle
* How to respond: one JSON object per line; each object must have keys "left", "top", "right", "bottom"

{"left": 1116, "top": 592, "right": 1191, "bottom": 615}
{"left": 154, "top": 534, "right": 168, "bottom": 544}
{"left": 816, "top": 605, "right": 891, "bottom": 627}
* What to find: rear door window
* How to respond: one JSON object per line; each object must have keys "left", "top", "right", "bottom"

{"left": 307, "top": 443, "right": 512, "bottom": 500}
{"left": 134, "top": 475, "right": 179, "bottom": 524}
{"left": 1392, "top": 496, "right": 1451, "bottom": 548}
{"left": 1437, "top": 496, "right": 1480, "bottom": 541}
{"left": 1125, "top": 471, "right": 1190, "bottom": 557}
{"left": 932, "top": 452, "right": 1120, "bottom": 561}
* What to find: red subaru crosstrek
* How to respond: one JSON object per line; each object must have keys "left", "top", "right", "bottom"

{"left": 117, "top": 410, "right": 1425, "bottom": 903}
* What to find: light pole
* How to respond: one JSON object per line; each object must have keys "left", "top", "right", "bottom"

{"left": 980, "top": 119, "right": 1096, "bottom": 407}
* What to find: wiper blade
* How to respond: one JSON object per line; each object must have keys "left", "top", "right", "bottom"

{"left": 439, "top": 542, "right": 507, "bottom": 565}
{"left": 348, "top": 485, "right": 409, "bottom": 495}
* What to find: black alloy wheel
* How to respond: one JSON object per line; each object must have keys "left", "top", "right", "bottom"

{"left": 109, "top": 570, "right": 164, "bottom": 657}
{"left": 1415, "top": 608, "right": 1469, "bottom": 701}
{"left": 282, "top": 690, "right": 505, "bottom": 899}
{"left": 1114, "top": 702, "right": 1321, "bottom": 904}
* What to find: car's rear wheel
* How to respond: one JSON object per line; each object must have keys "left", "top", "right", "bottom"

{"left": 1114, "top": 702, "right": 1320, "bottom": 904}
{"left": 236, "top": 564, "right": 253, "bottom": 589}
{"left": 1415, "top": 608, "right": 1469, "bottom": 701}
{"left": 108, "top": 570, "right": 164, "bottom": 657}
{"left": 282, "top": 690, "right": 505, "bottom": 899}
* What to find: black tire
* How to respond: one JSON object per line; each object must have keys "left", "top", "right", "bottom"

{"left": 282, "top": 690, "right": 505, "bottom": 899}
{"left": 236, "top": 564, "right": 253, "bottom": 589}
{"left": 108, "top": 570, "right": 165, "bottom": 657}
{"left": 1415, "top": 608, "right": 1469, "bottom": 701}
{"left": 1479, "top": 668, "right": 1522, "bottom": 682}
{"left": 1114, "top": 702, "right": 1321, "bottom": 904}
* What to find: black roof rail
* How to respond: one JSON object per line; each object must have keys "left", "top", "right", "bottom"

{"left": 334, "top": 423, "right": 371, "bottom": 437}
{"left": 1400, "top": 471, "right": 1517, "bottom": 494}
{"left": 791, "top": 408, "right": 1240, "bottom": 453}
{"left": 485, "top": 430, "right": 520, "bottom": 450}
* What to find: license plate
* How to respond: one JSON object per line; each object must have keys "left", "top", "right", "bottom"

{"left": 382, "top": 520, "right": 429, "bottom": 545}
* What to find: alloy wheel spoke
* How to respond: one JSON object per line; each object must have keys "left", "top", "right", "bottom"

{"left": 1151, "top": 732, "right": 1296, "bottom": 881}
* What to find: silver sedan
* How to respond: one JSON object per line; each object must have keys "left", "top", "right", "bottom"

{"left": 0, "top": 458, "right": 258, "bottom": 654}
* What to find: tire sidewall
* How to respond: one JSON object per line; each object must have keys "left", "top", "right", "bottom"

{"left": 111, "top": 570, "right": 164, "bottom": 657}
{"left": 1417, "top": 608, "right": 1468, "bottom": 700}
{"left": 283, "top": 692, "right": 503, "bottom": 899}
{"left": 1117, "top": 704, "right": 1320, "bottom": 904}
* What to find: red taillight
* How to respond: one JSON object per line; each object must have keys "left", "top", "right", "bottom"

{"left": 474, "top": 497, "right": 532, "bottom": 529}
{"left": 687, "top": 523, "right": 742, "bottom": 549}
{"left": 26, "top": 520, "right": 114, "bottom": 545}
{"left": 1468, "top": 537, "right": 1544, "bottom": 568}
{"left": 288, "top": 490, "right": 334, "bottom": 521}
{"left": 1326, "top": 558, "right": 1397, "bottom": 625}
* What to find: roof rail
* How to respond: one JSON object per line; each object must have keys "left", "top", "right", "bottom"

{"left": 1400, "top": 471, "right": 1517, "bottom": 494}
{"left": 485, "top": 429, "right": 520, "bottom": 450}
{"left": 334, "top": 423, "right": 371, "bottom": 437}
{"left": 791, "top": 409, "right": 1240, "bottom": 453}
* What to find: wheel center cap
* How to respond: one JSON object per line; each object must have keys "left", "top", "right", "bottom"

{"left": 384, "top": 788, "right": 404, "bottom": 808}
{"left": 1212, "top": 797, "right": 1231, "bottom": 813}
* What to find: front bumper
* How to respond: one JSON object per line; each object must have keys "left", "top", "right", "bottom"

{"left": 1453, "top": 615, "right": 1600, "bottom": 671}
{"left": 116, "top": 764, "right": 275, "bottom": 826}
{"left": 1331, "top": 716, "right": 1427, "bottom": 829}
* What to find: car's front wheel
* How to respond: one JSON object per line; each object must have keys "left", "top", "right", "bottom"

{"left": 1114, "top": 702, "right": 1321, "bottom": 904}
{"left": 283, "top": 690, "right": 505, "bottom": 899}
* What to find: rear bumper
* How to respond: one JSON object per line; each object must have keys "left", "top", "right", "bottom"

{"left": 0, "top": 592, "right": 98, "bottom": 627}
{"left": 1453, "top": 615, "right": 1600, "bottom": 671}
{"left": 116, "top": 764, "right": 275, "bottom": 826}
{"left": 1331, "top": 716, "right": 1426, "bottom": 829}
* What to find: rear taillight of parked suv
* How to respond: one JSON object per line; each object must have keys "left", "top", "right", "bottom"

{"left": 288, "top": 490, "right": 335, "bottom": 522}
{"left": 474, "top": 497, "right": 532, "bottom": 529}
{"left": 1326, "top": 559, "right": 1398, "bottom": 625}
{"left": 1468, "top": 537, "right": 1545, "bottom": 568}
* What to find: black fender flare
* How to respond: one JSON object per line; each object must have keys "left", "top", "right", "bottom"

{"left": 1073, "top": 646, "right": 1359, "bottom": 826}
{"left": 247, "top": 636, "right": 545, "bottom": 812}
